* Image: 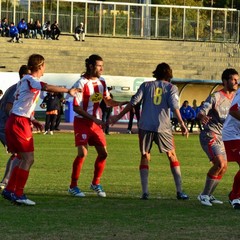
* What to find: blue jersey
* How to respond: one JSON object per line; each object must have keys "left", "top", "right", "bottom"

{"left": 9, "top": 26, "right": 18, "bottom": 36}
{"left": 130, "top": 80, "right": 179, "bottom": 132}
{"left": 17, "top": 21, "right": 27, "bottom": 30}
{"left": 180, "top": 105, "right": 196, "bottom": 120}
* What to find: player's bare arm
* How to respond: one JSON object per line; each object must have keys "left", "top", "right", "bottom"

{"left": 109, "top": 103, "right": 133, "bottom": 125}
{"left": 174, "top": 109, "right": 189, "bottom": 138}
{"left": 41, "top": 84, "right": 82, "bottom": 97}
{"left": 104, "top": 96, "right": 128, "bottom": 108}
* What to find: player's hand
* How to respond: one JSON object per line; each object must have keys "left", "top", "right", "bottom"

{"left": 108, "top": 115, "right": 119, "bottom": 125}
{"left": 200, "top": 115, "right": 212, "bottom": 125}
{"left": 180, "top": 123, "right": 189, "bottom": 138}
{"left": 32, "top": 119, "right": 43, "bottom": 132}
{"left": 118, "top": 101, "right": 129, "bottom": 109}
{"left": 68, "top": 88, "right": 82, "bottom": 97}
{"left": 94, "top": 118, "right": 106, "bottom": 128}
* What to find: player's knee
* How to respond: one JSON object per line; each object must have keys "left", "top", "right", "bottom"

{"left": 167, "top": 150, "right": 177, "bottom": 161}
{"left": 98, "top": 151, "right": 108, "bottom": 160}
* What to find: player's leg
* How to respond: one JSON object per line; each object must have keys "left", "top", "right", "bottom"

{"left": 68, "top": 145, "right": 87, "bottom": 197}
{"left": 139, "top": 129, "right": 153, "bottom": 200}
{"left": 90, "top": 122, "right": 108, "bottom": 197}
{"left": 224, "top": 140, "right": 240, "bottom": 209}
{"left": 127, "top": 109, "right": 134, "bottom": 133}
{"left": 198, "top": 133, "right": 226, "bottom": 206}
{"left": 9, "top": 151, "right": 36, "bottom": 205}
{"left": 139, "top": 153, "right": 150, "bottom": 200}
{"left": 90, "top": 145, "right": 107, "bottom": 197}
{"left": 166, "top": 149, "right": 188, "bottom": 200}
{"left": 0, "top": 154, "right": 21, "bottom": 189}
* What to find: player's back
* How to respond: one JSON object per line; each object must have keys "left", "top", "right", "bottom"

{"left": 137, "top": 80, "right": 179, "bottom": 132}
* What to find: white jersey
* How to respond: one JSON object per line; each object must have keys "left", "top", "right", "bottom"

{"left": 72, "top": 74, "right": 110, "bottom": 119}
{"left": 222, "top": 88, "right": 240, "bottom": 141}
{"left": 11, "top": 74, "right": 45, "bottom": 118}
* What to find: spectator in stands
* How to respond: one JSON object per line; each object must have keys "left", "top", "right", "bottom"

{"left": 51, "top": 21, "right": 61, "bottom": 40}
{"left": 180, "top": 100, "right": 196, "bottom": 133}
{"left": 74, "top": 22, "right": 85, "bottom": 41}
{"left": 27, "top": 18, "right": 36, "bottom": 38}
{"left": 40, "top": 92, "right": 60, "bottom": 135}
{"left": 17, "top": 18, "right": 28, "bottom": 38}
{"left": 0, "top": 17, "right": 9, "bottom": 37}
{"left": 42, "top": 20, "right": 51, "bottom": 39}
{"left": 100, "top": 87, "right": 113, "bottom": 135}
{"left": 9, "top": 22, "right": 21, "bottom": 43}
{"left": 0, "top": 90, "right": 3, "bottom": 99}
{"left": 194, "top": 101, "right": 204, "bottom": 131}
{"left": 54, "top": 92, "right": 65, "bottom": 131}
{"left": 34, "top": 19, "right": 43, "bottom": 39}
{"left": 127, "top": 98, "right": 141, "bottom": 134}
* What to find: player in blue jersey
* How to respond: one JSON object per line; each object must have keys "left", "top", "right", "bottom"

{"left": 109, "top": 62, "right": 189, "bottom": 200}
{"left": 0, "top": 65, "right": 29, "bottom": 190}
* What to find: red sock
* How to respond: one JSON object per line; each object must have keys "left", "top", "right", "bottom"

{"left": 70, "top": 156, "right": 85, "bottom": 188}
{"left": 14, "top": 168, "right": 29, "bottom": 197}
{"left": 230, "top": 170, "right": 240, "bottom": 200}
{"left": 92, "top": 156, "right": 106, "bottom": 185}
{"left": 6, "top": 166, "right": 19, "bottom": 192}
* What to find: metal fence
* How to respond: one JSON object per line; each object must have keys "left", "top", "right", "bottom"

{"left": 0, "top": 0, "right": 239, "bottom": 42}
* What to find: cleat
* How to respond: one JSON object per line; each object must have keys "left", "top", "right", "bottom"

{"left": 68, "top": 186, "right": 85, "bottom": 197}
{"left": 140, "top": 193, "right": 149, "bottom": 200}
{"left": 197, "top": 194, "right": 212, "bottom": 206}
{"left": 50, "top": 131, "right": 53, "bottom": 135}
{"left": 90, "top": 184, "right": 106, "bottom": 197}
{"left": 0, "top": 182, "right": 6, "bottom": 190}
{"left": 209, "top": 195, "right": 223, "bottom": 204}
{"left": 2, "top": 189, "right": 17, "bottom": 202}
{"left": 15, "top": 194, "right": 36, "bottom": 206}
{"left": 229, "top": 198, "right": 240, "bottom": 209}
{"left": 177, "top": 191, "right": 189, "bottom": 200}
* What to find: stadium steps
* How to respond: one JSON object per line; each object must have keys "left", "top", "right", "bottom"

{"left": 0, "top": 34, "right": 239, "bottom": 80}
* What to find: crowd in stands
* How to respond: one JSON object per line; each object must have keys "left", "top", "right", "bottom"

{"left": 0, "top": 17, "right": 69, "bottom": 43}
{"left": 171, "top": 100, "right": 204, "bottom": 132}
{"left": 1, "top": 17, "right": 86, "bottom": 43}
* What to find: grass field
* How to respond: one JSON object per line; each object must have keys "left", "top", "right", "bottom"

{"left": 1, "top": 132, "right": 240, "bottom": 240}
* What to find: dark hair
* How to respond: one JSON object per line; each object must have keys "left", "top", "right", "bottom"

{"left": 221, "top": 68, "right": 238, "bottom": 83}
{"left": 27, "top": 54, "right": 45, "bottom": 72}
{"left": 19, "top": 65, "right": 29, "bottom": 78}
{"left": 85, "top": 54, "right": 103, "bottom": 74}
{"left": 152, "top": 62, "right": 173, "bottom": 81}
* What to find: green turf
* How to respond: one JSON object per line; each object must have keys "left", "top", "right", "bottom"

{"left": 0, "top": 133, "right": 239, "bottom": 240}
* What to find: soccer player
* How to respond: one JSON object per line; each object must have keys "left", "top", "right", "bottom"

{"left": 0, "top": 65, "right": 29, "bottom": 190}
{"left": 197, "top": 68, "right": 239, "bottom": 207}
{"left": 222, "top": 86, "right": 240, "bottom": 209}
{"left": 68, "top": 54, "right": 128, "bottom": 198}
{"left": 109, "top": 62, "right": 189, "bottom": 200}
{"left": 1, "top": 54, "right": 80, "bottom": 205}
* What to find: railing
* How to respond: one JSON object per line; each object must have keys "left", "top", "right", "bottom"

{"left": 0, "top": 0, "right": 239, "bottom": 43}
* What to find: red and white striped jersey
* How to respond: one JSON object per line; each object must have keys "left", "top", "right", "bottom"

{"left": 72, "top": 75, "right": 110, "bottom": 119}
{"left": 223, "top": 88, "right": 240, "bottom": 141}
{"left": 12, "top": 74, "right": 45, "bottom": 118}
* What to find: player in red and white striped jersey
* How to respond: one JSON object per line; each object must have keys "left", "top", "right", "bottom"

{"left": 223, "top": 88, "right": 240, "bottom": 209}
{"left": 68, "top": 54, "right": 128, "bottom": 198}
{"left": 2, "top": 54, "right": 80, "bottom": 205}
